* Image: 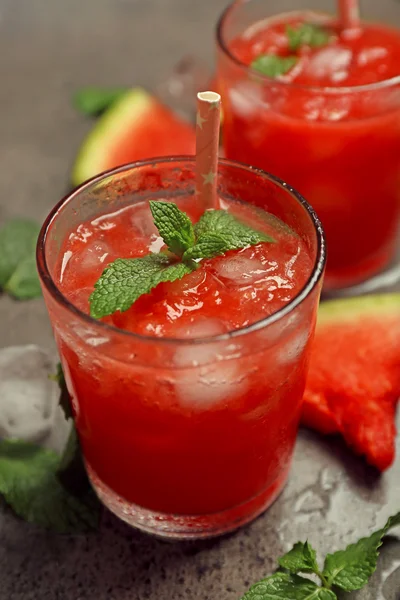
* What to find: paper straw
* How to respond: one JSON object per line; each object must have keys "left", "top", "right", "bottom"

{"left": 195, "top": 91, "right": 221, "bottom": 210}
{"left": 338, "top": 0, "right": 360, "bottom": 30}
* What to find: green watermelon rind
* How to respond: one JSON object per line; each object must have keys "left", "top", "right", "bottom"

{"left": 318, "top": 293, "right": 400, "bottom": 325}
{"left": 71, "top": 87, "right": 153, "bottom": 187}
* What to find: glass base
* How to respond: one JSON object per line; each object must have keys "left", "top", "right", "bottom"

{"left": 87, "top": 463, "right": 290, "bottom": 540}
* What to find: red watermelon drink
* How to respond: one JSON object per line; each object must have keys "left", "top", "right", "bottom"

{"left": 37, "top": 158, "right": 325, "bottom": 538}
{"left": 217, "top": 1, "right": 400, "bottom": 289}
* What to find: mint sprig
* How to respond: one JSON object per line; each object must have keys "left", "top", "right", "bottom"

{"left": 322, "top": 512, "right": 400, "bottom": 591}
{"left": 251, "top": 55, "right": 298, "bottom": 78}
{"left": 0, "top": 438, "right": 99, "bottom": 533}
{"left": 243, "top": 572, "right": 336, "bottom": 600}
{"left": 90, "top": 201, "right": 273, "bottom": 319}
{"left": 251, "top": 22, "right": 331, "bottom": 80}
{"left": 0, "top": 219, "right": 42, "bottom": 300}
{"left": 241, "top": 511, "right": 400, "bottom": 599}
{"left": 73, "top": 87, "right": 128, "bottom": 116}
{"left": 287, "top": 22, "right": 331, "bottom": 52}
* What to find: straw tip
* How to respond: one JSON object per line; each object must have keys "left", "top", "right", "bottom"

{"left": 197, "top": 91, "right": 221, "bottom": 103}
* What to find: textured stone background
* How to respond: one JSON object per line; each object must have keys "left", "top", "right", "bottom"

{"left": 0, "top": 0, "right": 399, "bottom": 598}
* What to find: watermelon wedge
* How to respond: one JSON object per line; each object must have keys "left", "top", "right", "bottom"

{"left": 302, "top": 294, "right": 400, "bottom": 471}
{"left": 72, "top": 88, "right": 196, "bottom": 186}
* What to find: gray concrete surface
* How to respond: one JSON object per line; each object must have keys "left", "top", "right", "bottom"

{"left": 0, "top": 0, "right": 399, "bottom": 598}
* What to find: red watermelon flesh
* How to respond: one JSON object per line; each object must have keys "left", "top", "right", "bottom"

{"left": 72, "top": 88, "right": 196, "bottom": 186}
{"left": 302, "top": 294, "right": 400, "bottom": 470}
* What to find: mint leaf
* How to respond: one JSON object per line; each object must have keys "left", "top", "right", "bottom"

{"left": 287, "top": 23, "right": 330, "bottom": 52}
{"left": 279, "top": 541, "right": 320, "bottom": 575}
{"left": 0, "top": 439, "right": 99, "bottom": 533}
{"left": 182, "top": 232, "right": 229, "bottom": 260}
{"left": 0, "top": 219, "right": 41, "bottom": 299}
{"left": 149, "top": 201, "right": 195, "bottom": 257}
{"left": 90, "top": 253, "right": 194, "bottom": 318}
{"left": 73, "top": 87, "right": 128, "bottom": 115}
{"left": 322, "top": 511, "right": 400, "bottom": 591}
{"left": 4, "top": 254, "right": 41, "bottom": 300}
{"left": 90, "top": 203, "right": 274, "bottom": 316}
{"left": 241, "top": 572, "right": 336, "bottom": 600}
{"left": 183, "top": 209, "right": 274, "bottom": 261}
{"left": 251, "top": 55, "right": 298, "bottom": 78}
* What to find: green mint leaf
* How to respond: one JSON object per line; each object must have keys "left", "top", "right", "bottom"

{"left": 183, "top": 209, "right": 274, "bottom": 261}
{"left": 183, "top": 232, "right": 230, "bottom": 261}
{"left": 0, "top": 438, "right": 99, "bottom": 533}
{"left": 4, "top": 254, "right": 41, "bottom": 300}
{"left": 279, "top": 541, "right": 320, "bottom": 575}
{"left": 322, "top": 511, "right": 400, "bottom": 591}
{"left": 241, "top": 572, "right": 337, "bottom": 600}
{"left": 287, "top": 23, "right": 330, "bottom": 52}
{"left": 90, "top": 253, "right": 194, "bottom": 318}
{"left": 0, "top": 219, "right": 41, "bottom": 299}
{"left": 251, "top": 55, "right": 298, "bottom": 78}
{"left": 149, "top": 201, "right": 195, "bottom": 257}
{"left": 73, "top": 87, "right": 128, "bottom": 116}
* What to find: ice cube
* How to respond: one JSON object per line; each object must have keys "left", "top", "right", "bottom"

{"left": 173, "top": 318, "right": 228, "bottom": 367}
{"left": 176, "top": 318, "right": 228, "bottom": 340}
{"left": 166, "top": 269, "right": 207, "bottom": 296}
{"left": 277, "top": 328, "right": 310, "bottom": 365}
{"left": 305, "top": 47, "right": 352, "bottom": 82}
{"left": 229, "top": 81, "right": 267, "bottom": 118}
{"left": 357, "top": 46, "right": 388, "bottom": 67}
{"left": 131, "top": 204, "right": 159, "bottom": 238}
{"left": 175, "top": 360, "right": 248, "bottom": 409}
{"left": 213, "top": 256, "right": 267, "bottom": 285}
{"left": 0, "top": 345, "right": 60, "bottom": 443}
{"left": 79, "top": 241, "right": 112, "bottom": 269}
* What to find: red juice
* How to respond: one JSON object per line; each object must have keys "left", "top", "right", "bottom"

{"left": 38, "top": 159, "right": 325, "bottom": 538}
{"left": 217, "top": 8, "right": 400, "bottom": 288}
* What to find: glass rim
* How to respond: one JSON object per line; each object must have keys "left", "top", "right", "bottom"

{"left": 37, "top": 156, "right": 326, "bottom": 347}
{"left": 216, "top": 1, "right": 400, "bottom": 94}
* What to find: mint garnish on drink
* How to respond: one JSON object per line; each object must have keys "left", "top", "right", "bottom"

{"left": 251, "top": 55, "right": 298, "bottom": 78}
{"left": 241, "top": 511, "right": 400, "bottom": 599}
{"left": 250, "top": 22, "right": 331, "bottom": 78}
{"left": 89, "top": 201, "right": 274, "bottom": 319}
{"left": 287, "top": 22, "right": 331, "bottom": 52}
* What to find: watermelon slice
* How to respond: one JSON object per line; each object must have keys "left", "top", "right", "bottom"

{"left": 72, "top": 88, "right": 196, "bottom": 186}
{"left": 302, "top": 294, "right": 400, "bottom": 471}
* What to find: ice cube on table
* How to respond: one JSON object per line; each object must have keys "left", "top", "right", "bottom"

{"left": 213, "top": 256, "right": 267, "bottom": 286}
{"left": 175, "top": 360, "right": 248, "bottom": 409}
{"left": 0, "top": 345, "right": 60, "bottom": 443}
